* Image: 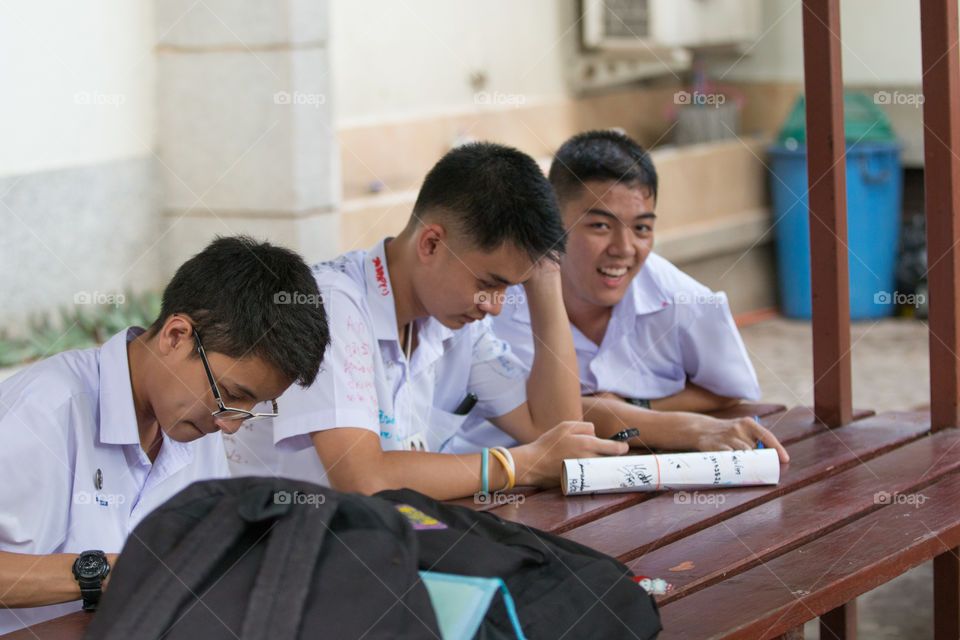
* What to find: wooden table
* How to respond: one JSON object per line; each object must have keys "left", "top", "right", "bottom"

{"left": 8, "top": 403, "right": 959, "bottom": 640}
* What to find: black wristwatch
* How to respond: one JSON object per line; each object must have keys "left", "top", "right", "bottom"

{"left": 625, "top": 397, "right": 651, "bottom": 410}
{"left": 72, "top": 550, "right": 110, "bottom": 611}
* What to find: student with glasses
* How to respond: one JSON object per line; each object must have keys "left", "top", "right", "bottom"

{"left": 0, "top": 236, "right": 330, "bottom": 633}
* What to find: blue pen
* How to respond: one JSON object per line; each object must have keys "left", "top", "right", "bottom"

{"left": 754, "top": 416, "right": 765, "bottom": 449}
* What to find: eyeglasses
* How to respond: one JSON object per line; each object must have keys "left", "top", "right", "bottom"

{"left": 193, "top": 328, "right": 278, "bottom": 422}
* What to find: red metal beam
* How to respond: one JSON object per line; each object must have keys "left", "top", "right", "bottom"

{"left": 802, "top": 0, "right": 853, "bottom": 427}
{"left": 920, "top": 0, "right": 960, "bottom": 431}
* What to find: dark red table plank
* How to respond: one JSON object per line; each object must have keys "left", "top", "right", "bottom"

{"left": 762, "top": 407, "right": 875, "bottom": 446}
{"left": 560, "top": 412, "right": 931, "bottom": 561}
{"left": 630, "top": 424, "right": 960, "bottom": 602}
{"left": 658, "top": 471, "right": 960, "bottom": 639}
{"left": 0, "top": 611, "right": 90, "bottom": 640}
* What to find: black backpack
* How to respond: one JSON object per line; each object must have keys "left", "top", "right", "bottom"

{"left": 377, "top": 488, "right": 661, "bottom": 640}
{"left": 84, "top": 477, "right": 439, "bottom": 639}
{"left": 85, "top": 478, "right": 660, "bottom": 639}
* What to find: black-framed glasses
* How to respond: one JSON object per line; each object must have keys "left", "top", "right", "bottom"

{"left": 193, "top": 328, "right": 278, "bottom": 422}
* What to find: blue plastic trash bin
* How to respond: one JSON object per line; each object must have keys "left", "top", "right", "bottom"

{"left": 768, "top": 141, "right": 903, "bottom": 319}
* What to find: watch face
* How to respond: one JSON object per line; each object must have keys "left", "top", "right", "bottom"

{"left": 77, "top": 554, "right": 105, "bottom": 578}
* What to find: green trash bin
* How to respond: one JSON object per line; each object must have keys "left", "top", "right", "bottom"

{"left": 768, "top": 93, "right": 903, "bottom": 319}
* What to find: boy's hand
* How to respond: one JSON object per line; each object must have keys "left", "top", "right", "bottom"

{"left": 684, "top": 415, "right": 789, "bottom": 463}
{"left": 513, "top": 421, "right": 629, "bottom": 487}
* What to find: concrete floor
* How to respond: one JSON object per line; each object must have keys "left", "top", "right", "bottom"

{"left": 740, "top": 316, "right": 933, "bottom": 639}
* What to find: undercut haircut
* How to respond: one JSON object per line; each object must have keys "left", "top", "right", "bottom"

{"left": 150, "top": 236, "right": 330, "bottom": 387}
{"left": 411, "top": 142, "right": 567, "bottom": 263}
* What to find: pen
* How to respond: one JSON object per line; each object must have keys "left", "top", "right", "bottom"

{"left": 754, "top": 416, "right": 765, "bottom": 448}
{"left": 454, "top": 392, "right": 479, "bottom": 415}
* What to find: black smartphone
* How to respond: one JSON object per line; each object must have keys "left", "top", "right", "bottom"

{"left": 610, "top": 428, "right": 639, "bottom": 442}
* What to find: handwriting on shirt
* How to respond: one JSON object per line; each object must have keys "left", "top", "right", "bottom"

{"left": 343, "top": 316, "right": 378, "bottom": 407}
{"left": 372, "top": 256, "right": 390, "bottom": 296}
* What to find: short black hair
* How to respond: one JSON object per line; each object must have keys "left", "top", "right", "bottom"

{"left": 150, "top": 236, "right": 329, "bottom": 387}
{"left": 548, "top": 130, "right": 658, "bottom": 207}
{"left": 411, "top": 142, "right": 566, "bottom": 262}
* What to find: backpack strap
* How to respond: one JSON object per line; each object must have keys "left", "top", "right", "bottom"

{"left": 240, "top": 489, "right": 337, "bottom": 639}
{"left": 93, "top": 496, "right": 254, "bottom": 639}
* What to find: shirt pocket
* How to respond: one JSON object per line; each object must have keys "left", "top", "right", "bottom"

{"left": 417, "top": 405, "right": 469, "bottom": 453}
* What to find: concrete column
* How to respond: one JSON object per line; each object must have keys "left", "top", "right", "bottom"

{"left": 155, "top": 0, "right": 340, "bottom": 269}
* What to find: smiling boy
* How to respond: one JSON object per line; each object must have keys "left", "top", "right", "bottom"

{"left": 445, "top": 130, "right": 787, "bottom": 460}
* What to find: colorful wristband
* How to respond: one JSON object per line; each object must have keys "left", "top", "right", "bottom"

{"left": 488, "top": 448, "right": 513, "bottom": 492}
{"left": 481, "top": 447, "right": 489, "bottom": 494}
{"left": 490, "top": 446, "right": 516, "bottom": 491}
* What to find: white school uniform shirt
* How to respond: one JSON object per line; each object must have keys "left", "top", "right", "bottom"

{"left": 223, "top": 239, "right": 528, "bottom": 485}
{"left": 442, "top": 252, "right": 760, "bottom": 453}
{"left": 0, "top": 327, "right": 231, "bottom": 634}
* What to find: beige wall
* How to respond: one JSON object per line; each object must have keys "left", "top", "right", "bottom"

{"left": 330, "top": 0, "right": 576, "bottom": 126}
{"left": 0, "top": 0, "right": 155, "bottom": 177}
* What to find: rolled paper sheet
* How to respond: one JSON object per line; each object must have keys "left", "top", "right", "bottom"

{"left": 561, "top": 449, "right": 780, "bottom": 496}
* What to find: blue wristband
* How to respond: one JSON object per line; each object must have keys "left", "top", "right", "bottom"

{"left": 481, "top": 447, "right": 489, "bottom": 494}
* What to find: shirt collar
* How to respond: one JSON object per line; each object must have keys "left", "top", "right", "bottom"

{"left": 624, "top": 260, "right": 672, "bottom": 316}
{"left": 364, "top": 238, "right": 402, "bottom": 343}
{"left": 364, "top": 238, "right": 455, "bottom": 352}
{"left": 98, "top": 326, "right": 146, "bottom": 446}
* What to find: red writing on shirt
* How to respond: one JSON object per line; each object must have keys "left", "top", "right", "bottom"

{"left": 372, "top": 256, "right": 390, "bottom": 296}
{"left": 343, "top": 339, "right": 378, "bottom": 410}
{"left": 346, "top": 314, "right": 367, "bottom": 334}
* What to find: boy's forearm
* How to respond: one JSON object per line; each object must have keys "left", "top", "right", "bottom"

{"left": 0, "top": 552, "right": 81, "bottom": 609}
{"left": 649, "top": 383, "right": 740, "bottom": 413}
{"left": 523, "top": 271, "right": 582, "bottom": 429}
{"left": 327, "top": 449, "right": 514, "bottom": 501}
{"left": 581, "top": 395, "right": 704, "bottom": 451}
